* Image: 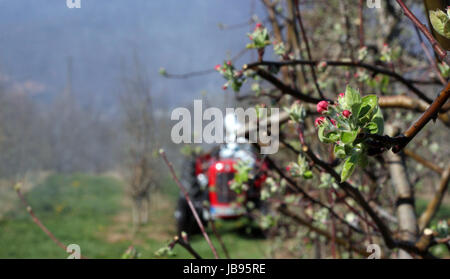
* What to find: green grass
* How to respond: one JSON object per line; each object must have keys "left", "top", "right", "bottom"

{"left": 0, "top": 173, "right": 271, "bottom": 259}
{"left": 2, "top": 173, "right": 448, "bottom": 259}
{"left": 0, "top": 173, "right": 129, "bottom": 258}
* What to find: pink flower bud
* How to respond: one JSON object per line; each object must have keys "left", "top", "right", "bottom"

{"left": 286, "top": 165, "right": 291, "bottom": 172}
{"left": 338, "top": 92, "right": 345, "bottom": 98}
{"left": 316, "top": 101, "right": 329, "bottom": 114}
{"left": 342, "top": 110, "right": 351, "bottom": 118}
{"left": 330, "top": 118, "right": 337, "bottom": 127}
{"left": 318, "top": 61, "right": 327, "bottom": 68}
{"left": 222, "top": 85, "right": 228, "bottom": 90}
{"left": 314, "top": 116, "right": 325, "bottom": 127}
{"left": 255, "top": 23, "right": 262, "bottom": 29}
{"left": 227, "top": 61, "right": 231, "bottom": 66}
{"left": 215, "top": 64, "right": 221, "bottom": 71}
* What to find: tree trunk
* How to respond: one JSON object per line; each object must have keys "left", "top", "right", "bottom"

{"left": 131, "top": 196, "right": 150, "bottom": 228}
{"left": 386, "top": 125, "right": 418, "bottom": 258}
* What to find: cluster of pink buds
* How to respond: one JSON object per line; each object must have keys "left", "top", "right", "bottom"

{"left": 315, "top": 101, "right": 331, "bottom": 128}
{"left": 314, "top": 91, "right": 352, "bottom": 128}
{"left": 215, "top": 59, "right": 246, "bottom": 92}
{"left": 215, "top": 61, "right": 232, "bottom": 72}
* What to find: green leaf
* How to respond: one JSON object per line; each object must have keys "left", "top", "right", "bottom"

{"left": 340, "top": 153, "right": 359, "bottom": 182}
{"left": 341, "top": 131, "right": 357, "bottom": 144}
{"left": 380, "top": 76, "right": 390, "bottom": 93}
{"left": 358, "top": 95, "right": 378, "bottom": 124}
{"left": 344, "top": 144, "right": 353, "bottom": 155}
{"left": 318, "top": 126, "right": 326, "bottom": 143}
{"left": 318, "top": 126, "right": 338, "bottom": 143}
{"left": 371, "top": 106, "right": 384, "bottom": 135}
{"left": 334, "top": 145, "right": 346, "bottom": 159}
{"left": 430, "top": 10, "right": 450, "bottom": 39}
{"left": 345, "top": 85, "right": 362, "bottom": 116}
{"left": 327, "top": 131, "right": 340, "bottom": 142}
{"left": 303, "top": 170, "right": 313, "bottom": 179}
{"left": 366, "top": 122, "right": 378, "bottom": 134}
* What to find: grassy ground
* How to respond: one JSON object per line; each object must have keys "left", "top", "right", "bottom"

{"left": 0, "top": 173, "right": 271, "bottom": 259}
{"left": 0, "top": 174, "right": 129, "bottom": 258}
{"left": 0, "top": 173, "right": 448, "bottom": 259}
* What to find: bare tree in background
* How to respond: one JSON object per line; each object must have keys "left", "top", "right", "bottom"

{"left": 119, "top": 55, "right": 159, "bottom": 228}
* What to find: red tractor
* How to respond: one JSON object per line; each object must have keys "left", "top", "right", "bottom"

{"left": 175, "top": 142, "right": 268, "bottom": 235}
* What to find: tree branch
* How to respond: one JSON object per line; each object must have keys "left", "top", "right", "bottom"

{"left": 246, "top": 60, "right": 436, "bottom": 104}
{"left": 395, "top": 0, "right": 447, "bottom": 60}
{"left": 392, "top": 82, "right": 450, "bottom": 152}
{"left": 278, "top": 204, "right": 370, "bottom": 257}
{"left": 169, "top": 235, "right": 202, "bottom": 259}
{"left": 15, "top": 185, "right": 87, "bottom": 259}
{"left": 404, "top": 148, "right": 444, "bottom": 174}
{"left": 159, "top": 149, "right": 219, "bottom": 259}
{"left": 293, "top": 0, "right": 324, "bottom": 99}
{"left": 418, "top": 166, "right": 450, "bottom": 231}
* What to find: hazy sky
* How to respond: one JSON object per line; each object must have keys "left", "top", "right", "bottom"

{"left": 0, "top": 0, "right": 264, "bottom": 114}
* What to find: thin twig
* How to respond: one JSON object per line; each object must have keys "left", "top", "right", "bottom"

{"left": 418, "top": 166, "right": 450, "bottom": 231}
{"left": 159, "top": 149, "right": 220, "bottom": 259}
{"left": 293, "top": 0, "right": 324, "bottom": 99}
{"left": 395, "top": 0, "right": 447, "bottom": 60}
{"left": 15, "top": 185, "right": 87, "bottom": 259}
{"left": 162, "top": 48, "right": 249, "bottom": 79}
{"left": 169, "top": 235, "right": 203, "bottom": 259}
{"left": 265, "top": 154, "right": 366, "bottom": 235}
{"left": 404, "top": 148, "right": 444, "bottom": 174}
{"left": 246, "top": 60, "right": 435, "bottom": 104}
{"left": 278, "top": 205, "right": 369, "bottom": 257}
{"left": 210, "top": 219, "right": 231, "bottom": 259}
{"left": 358, "top": 0, "right": 365, "bottom": 48}
{"left": 413, "top": 26, "right": 447, "bottom": 85}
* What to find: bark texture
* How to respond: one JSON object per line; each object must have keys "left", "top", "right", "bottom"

{"left": 386, "top": 125, "right": 418, "bottom": 258}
